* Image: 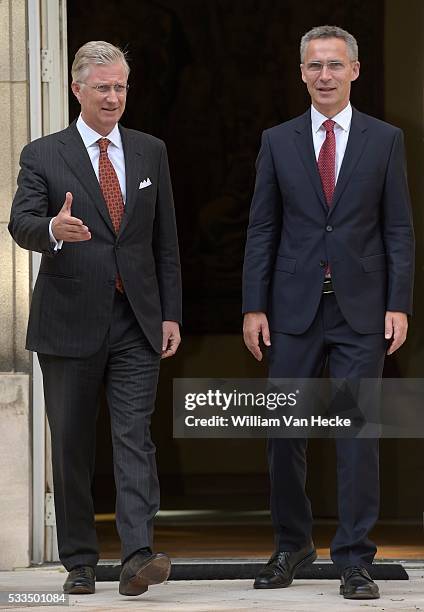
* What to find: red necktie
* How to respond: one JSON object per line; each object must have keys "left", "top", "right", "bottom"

{"left": 317, "top": 120, "right": 336, "bottom": 277}
{"left": 317, "top": 119, "right": 336, "bottom": 205}
{"left": 98, "top": 138, "right": 124, "bottom": 293}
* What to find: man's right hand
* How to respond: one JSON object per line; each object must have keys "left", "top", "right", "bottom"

{"left": 243, "top": 311, "right": 271, "bottom": 361}
{"left": 51, "top": 192, "right": 91, "bottom": 242}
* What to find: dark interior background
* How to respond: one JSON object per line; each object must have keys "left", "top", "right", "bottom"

{"left": 66, "top": 0, "right": 424, "bottom": 522}
{"left": 68, "top": 0, "right": 384, "bottom": 332}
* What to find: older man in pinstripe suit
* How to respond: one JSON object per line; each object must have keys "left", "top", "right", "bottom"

{"left": 9, "top": 41, "right": 181, "bottom": 597}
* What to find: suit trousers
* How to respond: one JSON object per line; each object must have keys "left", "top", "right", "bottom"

{"left": 38, "top": 290, "right": 161, "bottom": 570}
{"left": 267, "top": 292, "right": 387, "bottom": 569}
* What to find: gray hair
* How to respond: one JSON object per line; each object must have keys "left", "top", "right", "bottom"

{"left": 71, "top": 41, "right": 130, "bottom": 83}
{"left": 300, "top": 25, "right": 359, "bottom": 63}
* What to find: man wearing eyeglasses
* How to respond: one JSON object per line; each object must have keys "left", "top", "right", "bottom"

{"left": 243, "top": 25, "right": 414, "bottom": 599}
{"left": 9, "top": 41, "right": 181, "bottom": 596}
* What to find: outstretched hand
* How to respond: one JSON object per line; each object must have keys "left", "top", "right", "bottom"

{"left": 51, "top": 192, "right": 91, "bottom": 242}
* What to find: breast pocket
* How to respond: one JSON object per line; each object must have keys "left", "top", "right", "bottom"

{"left": 350, "top": 171, "right": 380, "bottom": 183}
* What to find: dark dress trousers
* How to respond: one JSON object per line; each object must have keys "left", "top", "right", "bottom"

{"left": 9, "top": 122, "right": 182, "bottom": 569}
{"left": 242, "top": 108, "right": 414, "bottom": 569}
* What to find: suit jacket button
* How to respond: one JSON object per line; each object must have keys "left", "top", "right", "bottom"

{"left": 326, "top": 225, "right": 333, "bottom": 232}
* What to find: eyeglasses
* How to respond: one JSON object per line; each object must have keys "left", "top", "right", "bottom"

{"left": 303, "top": 61, "right": 351, "bottom": 73}
{"left": 79, "top": 83, "right": 129, "bottom": 95}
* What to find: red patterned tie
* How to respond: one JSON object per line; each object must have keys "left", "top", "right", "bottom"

{"left": 318, "top": 119, "right": 336, "bottom": 205}
{"left": 317, "top": 120, "right": 336, "bottom": 277}
{"left": 98, "top": 138, "right": 124, "bottom": 293}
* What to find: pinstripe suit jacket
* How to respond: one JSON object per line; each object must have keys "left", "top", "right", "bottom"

{"left": 9, "top": 121, "right": 182, "bottom": 356}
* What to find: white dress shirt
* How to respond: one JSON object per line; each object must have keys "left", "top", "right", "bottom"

{"left": 49, "top": 115, "right": 126, "bottom": 249}
{"left": 310, "top": 102, "right": 352, "bottom": 181}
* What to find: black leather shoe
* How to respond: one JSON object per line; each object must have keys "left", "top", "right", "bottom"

{"left": 119, "top": 552, "right": 171, "bottom": 596}
{"left": 340, "top": 566, "right": 380, "bottom": 599}
{"left": 63, "top": 566, "right": 95, "bottom": 594}
{"left": 254, "top": 544, "right": 317, "bottom": 589}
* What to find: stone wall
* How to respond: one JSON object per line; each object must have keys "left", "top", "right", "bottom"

{"left": 0, "top": 375, "right": 30, "bottom": 569}
{"left": 0, "top": 0, "right": 31, "bottom": 569}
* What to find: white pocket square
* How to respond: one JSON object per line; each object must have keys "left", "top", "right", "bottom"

{"left": 139, "top": 178, "right": 152, "bottom": 189}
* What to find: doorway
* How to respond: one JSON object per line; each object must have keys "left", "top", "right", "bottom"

{"left": 64, "top": 0, "right": 424, "bottom": 561}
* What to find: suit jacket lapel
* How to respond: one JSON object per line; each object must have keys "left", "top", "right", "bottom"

{"left": 58, "top": 122, "right": 115, "bottom": 234}
{"left": 328, "top": 108, "right": 368, "bottom": 217}
{"left": 118, "top": 125, "right": 143, "bottom": 237}
{"left": 293, "top": 110, "right": 328, "bottom": 212}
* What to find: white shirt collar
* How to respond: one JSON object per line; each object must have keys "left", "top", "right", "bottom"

{"left": 76, "top": 114, "right": 122, "bottom": 150}
{"left": 311, "top": 102, "right": 352, "bottom": 133}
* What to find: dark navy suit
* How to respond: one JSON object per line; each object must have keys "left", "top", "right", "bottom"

{"left": 243, "top": 108, "right": 414, "bottom": 568}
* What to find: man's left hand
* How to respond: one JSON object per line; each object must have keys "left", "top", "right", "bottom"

{"left": 162, "top": 321, "right": 181, "bottom": 359}
{"left": 385, "top": 311, "right": 408, "bottom": 355}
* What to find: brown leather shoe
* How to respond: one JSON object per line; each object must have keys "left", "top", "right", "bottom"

{"left": 254, "top": 544, "right": 317, "bottom": 589}
{"left": 63, "top": 566, "right": 95, "bottom": 594}
{"left": 119, "top": 552, "right": 171, "bottom": 596}
{"left": 340, "top": 566, "right": 380, "bottom": 599}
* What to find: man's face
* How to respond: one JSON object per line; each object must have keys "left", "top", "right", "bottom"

{"left": 71, "top": 62, "right": 128, "bottom": 135}
{"left": 300, "top": 37, "right": 360, "bottom": 117}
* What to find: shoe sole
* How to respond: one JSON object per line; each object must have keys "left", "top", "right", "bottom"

{"left": 63, "top": 585, "right": 95, "bottom": 595}
{"left": 119, "top": 554, "right": 171, "bottom": 596}
{"left": 254, "top": 550, "right": 318, "bottom": 589}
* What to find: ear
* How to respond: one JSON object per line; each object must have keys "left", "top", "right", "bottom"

{"left": 300, "top": 64, "right": 307, "bottom": 84}
{"left": 351, "top": 60, "right": 360, "bottom": 82}
{"left": 71, "top": 81, "right": 82, "bottom": 103}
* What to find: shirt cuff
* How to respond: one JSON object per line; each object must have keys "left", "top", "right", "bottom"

{"left": 49, "top": 218, "right": 63, "bottom": 251}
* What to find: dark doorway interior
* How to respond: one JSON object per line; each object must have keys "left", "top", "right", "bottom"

{"left": 67, "top": 0, "right": 384, "bottom": 333}
{"left": 66, "top": 0, "right": 423, "bottom": 558}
